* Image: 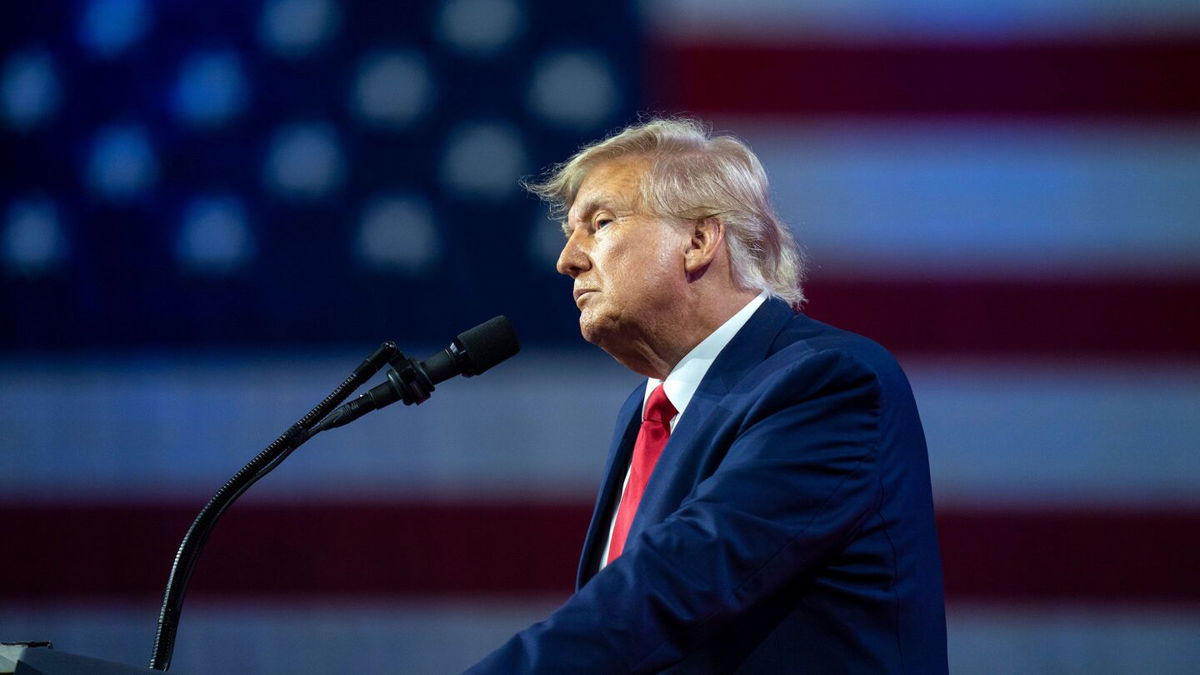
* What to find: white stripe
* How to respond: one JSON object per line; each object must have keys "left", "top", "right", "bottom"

{"left": 911, "top": 359, "right": 1200, "bottom": 506}
{"left": 0, "top": 599, "right": 558, "bottom": 674}
{"left": 648, "top": 0, "right": 1200, "bottom": 42}
{"left": 4, "top": 601, "right": 1197, "bottom": 674}
{"left": 948, "top": 603, "right": 1200, "bottom": 674}
{"left": 0, "top": 350, "right": 633, "bottom": 502}
{"left": 1, "top": 353, "right": 1197, "bottom": 504}
{"left": 729, "top": 120, "right": 1200, "bottom": 279}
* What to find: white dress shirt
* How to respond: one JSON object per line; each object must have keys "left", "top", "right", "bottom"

{"left": 598, "top": 292, "right": 768, "bottom": 569}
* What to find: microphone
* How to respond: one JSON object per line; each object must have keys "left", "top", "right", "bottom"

{"left": 311, "top": 316, "right": 519, "bottom": 432}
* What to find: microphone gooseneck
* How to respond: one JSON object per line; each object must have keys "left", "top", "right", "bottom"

{"left": 312, "top": 315, "right": 520, "bottom": 432}
{"left": 150, "top": 340, "right": 400, "bottom": 671}
{"left": 149, "top": 317, "right": 518, "bottom": 671}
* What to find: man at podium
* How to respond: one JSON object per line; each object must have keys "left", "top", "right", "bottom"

{"left": 468, "top": 118, "right": 947, "bottom": 673}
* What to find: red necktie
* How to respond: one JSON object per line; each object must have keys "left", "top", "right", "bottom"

{"left": 607, "top": 384, "right": 677, "bottom": 564}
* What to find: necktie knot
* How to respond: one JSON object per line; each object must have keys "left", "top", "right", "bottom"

{"left": 644, "top": 384, "right": 676, "bottom": 425}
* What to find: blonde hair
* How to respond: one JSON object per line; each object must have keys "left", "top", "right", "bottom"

{"left": 525, "top": 117, "right": 806, "bottom": 308}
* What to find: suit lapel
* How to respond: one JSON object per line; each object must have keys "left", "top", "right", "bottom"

{"left": 576, "top": 382, "right": 645, "bottom": 588}
{"left": 625, "top": 299, "right": 796, "bottom": 547}
{"left": 575, "top": 299, "right": 797, "bottom": 587}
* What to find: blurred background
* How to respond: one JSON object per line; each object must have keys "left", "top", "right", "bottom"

{"left": 2, "top": 0, "right": 1198, "bottom": 672}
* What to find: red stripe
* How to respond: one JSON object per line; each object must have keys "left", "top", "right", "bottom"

{"left": 804, "top": 276, "right": 1200, "bottom": 356}
{"left": 0, "top": 501, "right": 589, "bottom": 600}
{"left": 2, "top": 501, "right": 1198, "bottom": 603}
{"left": 938, "top": 506, "right": 1200, "bottom": 603}
{"left": 649, "top": 38, "right": 1200, "bottom": 117}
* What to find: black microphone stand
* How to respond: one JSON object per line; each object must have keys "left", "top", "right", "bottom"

{"left": 149, "top": 316, "right": 518, "bottom": 671}
{"left": 149, "top": 341, "right": 404, "bottom": 671}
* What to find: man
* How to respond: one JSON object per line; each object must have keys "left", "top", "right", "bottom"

{"left": 468, "top": 119, "right": 946, "bottom": 673}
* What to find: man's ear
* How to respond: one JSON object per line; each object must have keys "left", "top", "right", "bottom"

{"left": 684, "top": 217, "right": 724, "bottom": 278}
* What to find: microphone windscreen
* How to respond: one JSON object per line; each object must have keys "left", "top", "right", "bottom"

{"left": 455, "top": 316, "right": 520, "bottom": 376}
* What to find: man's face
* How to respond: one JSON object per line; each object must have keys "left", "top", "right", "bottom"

{"left": 556, "top": 158, "right": 689, "bottom": 357}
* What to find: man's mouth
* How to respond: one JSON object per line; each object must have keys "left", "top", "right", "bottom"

{"left": 573, "top": 289, "right": 597, "bottom": 303}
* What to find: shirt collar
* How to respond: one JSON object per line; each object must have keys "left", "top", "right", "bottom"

{"left": 645, "top": 292, "right": 768, "bottom": 422}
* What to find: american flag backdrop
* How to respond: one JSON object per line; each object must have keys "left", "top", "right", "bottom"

{"left": 2, "top": 1, "right": 1198, "bottom": 672}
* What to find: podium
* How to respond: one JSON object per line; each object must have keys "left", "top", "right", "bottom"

{"left": 0, "top": 643, "right": 187, "bottom": 675}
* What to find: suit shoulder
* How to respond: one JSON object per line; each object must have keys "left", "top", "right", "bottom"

{"left": 756, "top": 313, "right": 915, "bottom": 400}
{"left": 771, "top": 313, "right": 900, "bottom": 366}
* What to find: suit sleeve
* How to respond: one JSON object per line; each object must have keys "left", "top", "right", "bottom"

{"left": 465, "top": 349, "right": 883, "bottom": 674}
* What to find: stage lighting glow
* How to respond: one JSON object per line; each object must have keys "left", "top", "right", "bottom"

{"left": 260, "top": 0, "right": 339, "bottom": 58}
{"left": 176, "top": 195, "right": 254, "bottom": 275}
{"left": 436, "top": 0, "right": 524, "bottom": 56}
{"left": 3, "top": 198, "right": 66, "bottom": 275}
{"left": 264, "top": 122, "right": 345, "bottom": 199}
{"left": 78, "top": 0, "right": 149, "bottom": 58}
{"left": 356, "top": 194, "right": 441, "bottom": 275}
{"left": 86, "top": 124, "right": 158, "bottom": 200}
{"left": 527, "top": 50, "right": 618, "bottom": 131}
{"left": 172, "top": 50, "right": 248, "bottom": 127}
{"left": 440, "top": 121, "right": 527, "bottom": 201}
{"left": 352, "top": 51, "right": 434, "bottom": 129}
{"left": 1, "top": 51, "right": 61, "bottom": 132}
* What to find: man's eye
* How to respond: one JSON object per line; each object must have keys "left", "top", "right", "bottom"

{"left": 596, "top": 218, "right": 613, "bottom": 229}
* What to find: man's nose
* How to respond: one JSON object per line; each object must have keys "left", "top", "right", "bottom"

{"left": 556, "top": 229, "right": 590, "bottom": 278}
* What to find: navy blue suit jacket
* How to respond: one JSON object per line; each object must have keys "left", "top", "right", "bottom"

{"left": 468, "top": 299, "right": 947, "bottom": 673}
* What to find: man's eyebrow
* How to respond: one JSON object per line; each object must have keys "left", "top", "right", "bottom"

{"left": 572, "top": 196, "right": 606, "bottom": 221}
{"left": 561, "top": 198, "right": 601, "bottom": 236}
{"left": 571, "top": 193, "right": 628, "bottom": 223}
{"left": 561, "top": 193, "right": 634, "bottom": 236}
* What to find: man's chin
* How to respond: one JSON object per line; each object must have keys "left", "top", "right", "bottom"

{"left": 578, "top": 316, "right": 603, "bottom": 346}
{"left": 578, "top": 310, "right": 615, "bottom": 347}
